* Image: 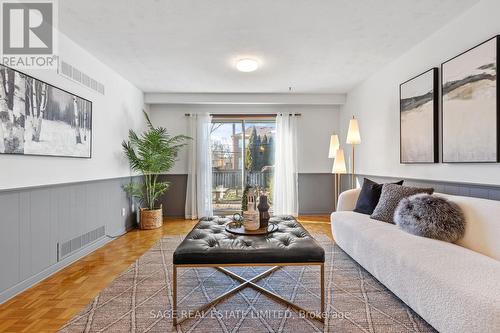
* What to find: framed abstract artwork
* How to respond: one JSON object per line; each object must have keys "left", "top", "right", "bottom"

{"left": 400, "top": 68, "right": 439, "bottom": 163}
{"left": 441, "top": 35, "right": 499, "bottom": 163}
{"left": 0, "top": 64, "right": 92, "bottom": 158}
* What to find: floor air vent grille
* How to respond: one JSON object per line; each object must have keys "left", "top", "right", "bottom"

{"left": 59, "top": 60, "right": 105, "bottom": 95}
{"left": 58, "top": 226, "right": 105, "bottom": 261}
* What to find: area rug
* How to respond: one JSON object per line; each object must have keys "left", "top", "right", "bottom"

{"left": 58, "top": 234, "right": 436, "bottom": 333}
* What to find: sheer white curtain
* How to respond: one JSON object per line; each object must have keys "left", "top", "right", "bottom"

{"left": 185, "top": 113, "right": 213, "bottom": 219}
{"left": 273, "top": 113, "right": 299, "bottom": 216}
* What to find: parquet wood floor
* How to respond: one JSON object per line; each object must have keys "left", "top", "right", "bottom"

{"left": 0, "top": 216, "right": 332, "bottom": 333}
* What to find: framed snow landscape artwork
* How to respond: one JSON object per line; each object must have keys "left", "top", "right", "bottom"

{"left": 400, "top": 68, "right": 439, "bottom": 163}
{"left": 442, "top": 36, "right": 499, "bottom": 163}
{"left": 0, "top": 65, "right": 92, "bottom": 158}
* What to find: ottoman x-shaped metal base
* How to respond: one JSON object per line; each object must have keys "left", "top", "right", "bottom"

{"left": 172, "top": 263, "right": 325, "bottom": 326}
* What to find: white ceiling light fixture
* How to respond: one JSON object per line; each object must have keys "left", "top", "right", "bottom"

{"left": 236, "top": 58, "right": 259, "bottom": 72}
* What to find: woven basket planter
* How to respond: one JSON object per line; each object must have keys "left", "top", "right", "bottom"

{"left": 139, "top": 205, "right": 163, "bottom": 230}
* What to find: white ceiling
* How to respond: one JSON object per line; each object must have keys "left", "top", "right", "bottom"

{"left": 59, "top": 0, "right": 479, "bottom": 94}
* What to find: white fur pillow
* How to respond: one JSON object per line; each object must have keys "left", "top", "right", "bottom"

{"left": 394, "top": 194, "right": 466, "bottom": 242}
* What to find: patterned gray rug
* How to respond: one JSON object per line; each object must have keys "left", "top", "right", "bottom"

{"left": 59, "top": 234, "right": 436, "bottom": 333}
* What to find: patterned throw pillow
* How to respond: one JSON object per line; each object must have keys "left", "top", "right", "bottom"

{"left": 370, "top": 184, "right": 434, "bottom": 223}
{"left": 353, "top": 178, "right": 404, "bottom": 215}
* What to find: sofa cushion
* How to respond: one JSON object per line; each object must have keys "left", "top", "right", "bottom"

{"left": 437, "top": 193, "right": 500, "bottom": 261}
{"left": 353, "top": 178, "right": 403, "bottom": 215}
{"left": 371, "top": 184, "right": 434, "bottom": 223}
{"left": 331, "top": 210, "right": 500, "bottom": 333}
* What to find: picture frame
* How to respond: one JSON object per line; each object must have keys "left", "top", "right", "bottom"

{"left": 0, "top": 64, "right": 92, "bottom": 158}
{"left": 399, "top": 68, "right": 439, "bottom": 164}
{"left": 441, "top": 35, "right": 499, "bottom": 163}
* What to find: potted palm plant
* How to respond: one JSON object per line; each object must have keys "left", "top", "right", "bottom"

{"left": 122, "top": 111, "right": 189, "bottom": 229}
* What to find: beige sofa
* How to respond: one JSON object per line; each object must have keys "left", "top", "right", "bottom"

{"left": 330, "top": 188, "right": 500, "bottom": 333}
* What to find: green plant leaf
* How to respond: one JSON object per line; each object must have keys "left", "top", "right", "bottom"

{"left": 122, "top": 111, "right": 191, "bottom": 209}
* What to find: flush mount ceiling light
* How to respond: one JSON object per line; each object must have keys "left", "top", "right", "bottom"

{"left": 236, "top": 58, "right": 259, "bottom": 72}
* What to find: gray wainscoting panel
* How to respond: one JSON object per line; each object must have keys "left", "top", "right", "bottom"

{"left": 29, "top": 189, "right": 54, "bottom": 276}
{"left": 155, "top": 173, "right": 336, "bottom": 216}
{"left": 0, "top": 193, "right": 20, "bottom": 292}
{"left": 157, "top": 174, "right": 188, "bottom": 217}
{"left": 72, "top": 184, "right": 88, "bottom": 240}
{"left": 86, "top": 182, "right": 102, "bottom": 234}
{"left": 0, "top": 177, "right": 136, "bottom": 304}
{"left": 54, "top": 186, "right": 72, "bottom": 249}
{"left": 104, "top": 179, "right": 137, "bottom": 235}
{"left": 19, "top": 192, "right": 30, "bottom": 281}
{"left": 353, "top": 174, "right": 500, "bottom": 201}
{"left": 298, "top": 173, "right": 335, "bottom": 214}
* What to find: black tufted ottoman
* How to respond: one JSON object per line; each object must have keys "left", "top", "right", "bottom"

{"left": 172, "top": 215, "right": 325, "bottom": 325}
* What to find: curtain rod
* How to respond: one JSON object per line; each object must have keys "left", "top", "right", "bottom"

{"left": 184, "top": 113, "right": 301, "bottom": 117}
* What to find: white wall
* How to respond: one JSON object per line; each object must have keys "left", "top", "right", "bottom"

{"left": 0, "top": 32, "right": 145, "bottom": 190}
{"left": 340, "top": 0, "right": 500, "bottom": 185}
{"left": 149, "top": 104, "right": 340, "bottom": 174}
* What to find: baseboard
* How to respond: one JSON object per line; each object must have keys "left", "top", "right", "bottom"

{"left": 299, "top": 210, "right": 332, "bottom": 215}
{"left": 0, "top": 235, "right": 115, "bottom": 304}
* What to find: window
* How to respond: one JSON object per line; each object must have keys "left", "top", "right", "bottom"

{"left": 210, "top": 118, "right": 275, "bottom": 215}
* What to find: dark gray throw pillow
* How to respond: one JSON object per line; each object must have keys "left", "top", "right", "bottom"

{"left": 353, "top": 178, "right": 404, "bottom": 215}
{"left": 394, "top": 194, "right": 465, "bottom": 242}
{"left": 371, "top": 184, "right": 434, "bottom": 223}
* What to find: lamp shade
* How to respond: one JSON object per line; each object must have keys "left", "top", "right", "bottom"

{"left": 328, "top": 134, "right": 340, "bottom": 158}
{"left": 332, "top": 149, "right": 347, "bottom": 174}
{"left": 346, "top": 117, "right": 361, "bottom": 144}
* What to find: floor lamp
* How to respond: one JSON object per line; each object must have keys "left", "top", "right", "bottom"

{"left": 346, "top": 116, "right": 361, "bottom": 189}
{"left": 332, "top": 149, "right": 347, "bottom": 211}
{"left": 328, "top": 135, "right": 340, "bottom": 209}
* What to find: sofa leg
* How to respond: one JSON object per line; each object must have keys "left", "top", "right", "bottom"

{"left": 172, "top": 265, "right": 177, "bottom": 326}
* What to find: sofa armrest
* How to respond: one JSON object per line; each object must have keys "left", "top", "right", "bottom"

{"left": 337, "top": 188, "right": 361, "bottom": 211}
